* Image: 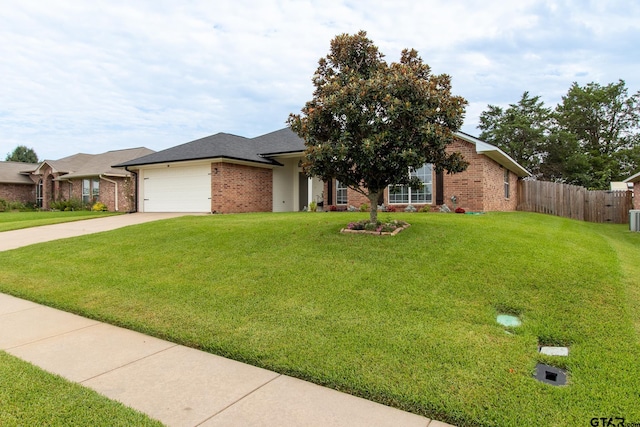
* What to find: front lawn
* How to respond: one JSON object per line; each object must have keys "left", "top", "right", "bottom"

{"left": 0, "top": 212, "right": 638, "bottom": 426}
{"left": 0, "top": 351, "right": 161, "bottom": 426}
{"left": 0, "top": 211, "right": 120, "bottom": 232}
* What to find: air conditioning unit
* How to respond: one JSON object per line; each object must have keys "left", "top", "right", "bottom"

{"left": 631, "top": 210, "right": 640, "bottom": 232}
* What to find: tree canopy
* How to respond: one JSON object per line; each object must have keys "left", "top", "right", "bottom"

{"left": 478, "top": 92, "right": 552, "bottom": 176}
{"left": 288, "top": 31, "right": 468, "bottom": 221}
{"left": 478, "top": 80, "right": 640, "bottom": 189}
{"left": 5, "top": 145, "right": 39, "bottom": 163}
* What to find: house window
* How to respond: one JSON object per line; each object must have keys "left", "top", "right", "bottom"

{"left": 36, "top": 179, "right": 43, "bottom": 208}
{"left": 82, "top": 179, "right": 90, "bottom": 204}
{"left": 336, "top": 180, "right": 348, "bottom": 205}
{"left": 504, "top": 169, "right": 510, "bottom": 199}
{"left": 92, "top": 178, "right": 100, "bottom": 201}
{"left": 389, "top": 164, "right": 433, "bottom": 204}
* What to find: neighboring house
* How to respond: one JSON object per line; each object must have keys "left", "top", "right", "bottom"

{"left": 623, "top": 171, "right": 640, "bottom": 208}
{"left": 116, "top": 128, "right": 530, "bottom": 213}
{"left": 0, "top": 148, "right": 154, "bottom": 211}
{"left": 0, "top": 161, "right": 39, "bottom": 204}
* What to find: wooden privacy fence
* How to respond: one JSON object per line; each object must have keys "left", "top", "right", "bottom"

{"left": 517, "top": 180, "right": 633, "bottom": 224}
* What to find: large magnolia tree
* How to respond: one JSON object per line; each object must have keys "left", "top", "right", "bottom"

{"left": 288, "top": 31, "right": 468, "bottom": 222}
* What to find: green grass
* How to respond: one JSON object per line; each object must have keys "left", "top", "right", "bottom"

{"left": 0, "top": 211, "right": 120, "bottom": 232}
{"left": 0, "top": 212, "right": 638, "bottom": 426}
{"left": 0, "top": 351, "right": 162, "bottom": 426}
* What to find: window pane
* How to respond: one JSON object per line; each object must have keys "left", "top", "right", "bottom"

{"left": 336, "top": 180, "right": 348, "bottom": 205}
{"left": 389, "top": 185, "right": 409, "bottom": 204}
{"left": 82, "top": 179, "right": 90, "bottom": 204}
{"left": 92, "top": 178, "right": 100, "bottom": 198}
{"left": 410, "top": 164, "right": 432, "bottom": 203}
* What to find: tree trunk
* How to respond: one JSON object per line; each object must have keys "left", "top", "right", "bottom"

{"left": 368, "top": 191, "right": 379, "bottom": 223}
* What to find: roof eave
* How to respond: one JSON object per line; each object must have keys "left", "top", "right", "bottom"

{"left": 623, "top": 171, "right": 640, "bottom": 183}
{"left": 455, "top": 132, "right": 532, "bottom": 178}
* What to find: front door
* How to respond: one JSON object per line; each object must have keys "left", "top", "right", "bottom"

{"left": 299, "top": 173, "right": 308, "bottom": 211}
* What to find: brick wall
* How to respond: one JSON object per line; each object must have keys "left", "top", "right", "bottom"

{"left": 482, "top": 161, "right": 518, "bottom": 211}
{"left": 634, "top": 185, "right": 639, "bottom": 209}
{"left": 211, "top": 163, "right": 273, "bottom": 213}
{"left": 317, "top": 136, "right": 522, "bottom": 213}
{"left": 97, "top": 176, "right": 135, "bottom": 212}
{"left": 0, "top": 183, "right": 35, "bottom": 204}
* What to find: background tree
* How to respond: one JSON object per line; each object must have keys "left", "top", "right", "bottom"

{"left": 5, "top": 145, "right": 39, "bottom": 163}
{"left": 554, "top": 80, "right": 640, "bottom": 189}
{"left": 288, "top": 31, "right": 468, "bottom": 222}
{"left": 478, "top": 91, "right": 551, "bottom": 176}
{"left": 477, "top": 80, "right": 640, "bottom": 189}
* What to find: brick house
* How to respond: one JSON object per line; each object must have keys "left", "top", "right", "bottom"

{"left": 116, "top": 128, "right": 530, "bottom": 213}
{"left": 0, "top": 161, "right": 38, "bottom": 205}
{"left": 0, "top": 148, "right": 154, "bottom": 211}
{"left": 623, "top": 171, "right": 639, "bottom": 208}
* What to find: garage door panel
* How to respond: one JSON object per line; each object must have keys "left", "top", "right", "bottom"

{"left": 142, "top": 164, "right": 211, "bottom": 212}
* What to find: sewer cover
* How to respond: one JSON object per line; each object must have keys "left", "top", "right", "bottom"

{"left": 539, "top": 346, "right": 569, "bottom": 356}
{"left": 497, "top": 314, "right": 521, "bottom": 327}
{"left": 534, "top": 363, "right": 567, "bottom": 386}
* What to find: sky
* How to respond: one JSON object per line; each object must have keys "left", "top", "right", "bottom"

{"left": 1, "top": 0, "right": 639, "bottom": 161}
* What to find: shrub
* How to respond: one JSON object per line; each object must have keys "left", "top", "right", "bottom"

{"left": 404, "top": 204, "right": 416, "bottom": 212}
{"left": 0, "top": 199, "right": 31, "bottom": 212}
{"left": 455, "top": 207, "right": 466, "bottom": 214}
{"left": 328, "top": 205, "right": 337, "bottom": 211}
{"left": 92, "top": 202, "right": 108, "bottom": 212}
{"left": 50, "top": 199, "right": 85, "bottom": 211}
{"left": 359, "top": 203, "right": 369, "bottom": 212}
{"left": 386, "top": 205, "right": 397, "bottom": 212}
{"left": 309, "top": 201, "right": 317, "bottom": 212}
{"left": 420, "top": 205, "right": 431, "bottom": 213}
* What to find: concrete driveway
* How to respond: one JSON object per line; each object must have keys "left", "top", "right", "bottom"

{"left": 0, "top": 213, "right": 191, "bottom": 252}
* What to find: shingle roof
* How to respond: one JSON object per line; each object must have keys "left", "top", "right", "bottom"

{"left": 114, "top": 133, "right": 279, "bottom": 168}
{"left": 59, "top": 147, "right": 155, "bottom": 179}
{"left": 253, "top": 128, "right": 305, "bottom": 155}
{"left": 113, "top": 127, "right": 531, "bottom": 178}
{"left": 0, "top": 161, "right": 38, "bottom": 184}
{"left": 35, "top": 153, "right": 93, "bottom": 175}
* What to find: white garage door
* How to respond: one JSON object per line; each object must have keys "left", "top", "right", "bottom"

{"left": 142, "top": 164, "right": 211, "bottom": 212}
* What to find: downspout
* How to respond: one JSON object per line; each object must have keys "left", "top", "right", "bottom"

{"left": 124, "top": 166, "right": 138, "bottom": 213}
{"left": 99, "top": 175, "right": 119, "bottom": 211}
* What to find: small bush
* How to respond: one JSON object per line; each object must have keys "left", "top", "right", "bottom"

{"left": 50, "top": 199, "right": 85, "bottom": 211}
{"left": 328, "top": 205, "right": 337, "bottom": 211}
{"left": 0, "top": 199, "right": 31, "bottom": 212}
{"left": 404, "top": 204, "right": 416, "bottom": 212}
{"left": 92, "top": 202, "right": 108, "bottom": 212}
{"left": 455, "top": 207, "right": 466, "bottom": 214}
{"left": 309, "top": 201, "right": 317, "bottom": 212}
{"left": 386, "top": 205, "right": 397, "bottom": 212}
{"left": 420, "top": 205, "right": 431, "bottom": 213}
{"left": 359, "top": 203, "right": 369, "bottom": 212}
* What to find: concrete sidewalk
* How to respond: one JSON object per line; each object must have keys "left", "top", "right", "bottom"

{"left": 0, "top": 213, "right": 191, "bottom": 252}
{"left": 0, "top": 293, "right": 453, "bottom": 427}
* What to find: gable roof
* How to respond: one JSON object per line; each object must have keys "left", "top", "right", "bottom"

{"left": 456, "top": 132, "right": 531, "bottom": 177}
{"left": 253, "top": 127, "right": 306, "bottom": 156}
{"left": 114, "top": 133, "right": 278, "bottom": 168}
{"left": 113, "top": 127, "right": 531, "bottom": 178}
{"left": 0, "top": 161, "right": 38, "bottom": 184}
{"left": 623, "top": 171, "right": 640, "bottom": 183}
{"left": 59, "top": 147, "right": 156, "bottom": 179}
{"left": 34, "top": 153, "right": 93, "bottom": 175}
{"left": 33, "top": 148, "right": 155, "bottom": 179}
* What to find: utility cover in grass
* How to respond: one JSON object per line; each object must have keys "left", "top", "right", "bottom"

{"left": 497, "top": 314, "right": 521, "bottom": 327}
{"left": 539, "top": 346, "right": 569, "bottom": 356}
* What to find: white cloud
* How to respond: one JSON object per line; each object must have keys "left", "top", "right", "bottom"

{"left": 0, "top": 0, "right": 638, "bottom": 159}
